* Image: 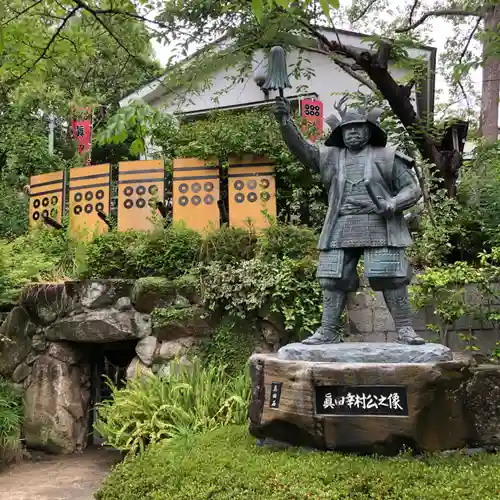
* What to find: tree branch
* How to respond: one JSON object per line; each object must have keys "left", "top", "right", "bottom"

{"left": 8, "top": 6, "right": 79, "bottom": 84}
{"left": 351, "top": 0, "right": 379, "bottom": 23}
{"left": 408, "top": 0, "right": 419, "bottom": 25}
{"left": 455, "top": 18, "right": 482, "bottom": 111}
{"left": 396, "top": 8, "right": 483, "bottom": 33}
{"left": 2, "top": 0, "right": 44, "bottom": 26}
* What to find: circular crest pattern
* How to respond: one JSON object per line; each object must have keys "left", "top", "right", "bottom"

{"left": 191, "top": 182, "right": 202, "bottom": 193}
{"left": 247, "top": 192, "right": 257, "bottom": 203}
{"left": 42, "top": 197, "right": 49, "bottom": 207}
{"left": 96, "top": 190, "right": 105, "bottom": 200}
{"left": 204, "top": 182, "right": 214, "bottom": 192}
{"left": 204, "top": 194, "right": 214, "bottom": 205}
{"left": 32, "top": 211, "right": 40, "bottom": 220}
{"left": 74, "top": 192, "right": 83, "bottom": 202}
{"left": 42, "top": 209, "right": 49, "bottom": 218}
{"left": 179, "top": 196, "right": 189, "bottom": 207}
{"left": 148, "top": 184, "right": 159, "bottom": 195}
{"left": 51, "top": 196, "right": 58, "bottom": 205}
{"left": 136, "top": 185, "right": 146, "bottom": 196}
{"left": 124, "top": 199, "right": 134, "bottom": 209}
{"left": 191, "top": 195, "right": 201, "bottom": 206}
{"left": 84, "top": 204, "right": 93, "bottom": 214}
{"left": 234, "top": 180, "right": 244, "bottom": 191}
{"left": 73, "top": 205, "right": 82, "bottom": 215}
{"left": 247, "top": 180, "right": 257, "bottom": 190}
{"left": 260, "top": 178, "right": 270, "bottom": 189}
{"left": 179, "top": 183, "right": 189, "bottom": 194}
{"left": 33, "top": 199, "right": 41, "bottom": 209}
{"left": 96, "top": 202, "right": 105, "bottom": 212}
{"left": 136, "top": 198, "right": 146, "bottom": 208}
{"left": 260, "top": 191, "right": 271, "bottom": 202}
{"left": 234, "top": 193, "right": 245, "bottom": 204}
{"left": 85, "top": 191, "right": 93, "bottom": 201}
{"left": 124, "top": 186, "right": 134, "bottom": 197}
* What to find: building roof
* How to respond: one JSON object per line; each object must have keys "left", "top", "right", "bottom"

{"left": 120, "top": 26, "right": 437, "bottom": 107}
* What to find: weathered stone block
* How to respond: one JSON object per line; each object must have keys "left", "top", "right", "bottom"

{"left": 463, "top": 365, "right": 500, "bottom": 446}
{"left": 0, "top": 306, "right": 36, "bottom": 377}
{"left": 249, "top": 353, "right": 471, "bottom": 454}
{"left": 372, "top": 307, "right": 395, "bottom": 333}
{"left": 157, "top": 337, "right": 199, "bottom": 361}
{"left": 20, "top": 283, "right": 69, "bottom": 325}
{"left": 126, "top": 356, "right": 153, "bottom": 380}
{"left": 346, "top": 309, "right": 373, "bottom": 334}
{"left": 131, "top": 277, "right": 176, "bottom": 314}
{"left": 45, "top": 309, "right": 150, "bottom": 343}
{"left": 152, "top": 306, "right": 212, "bottom": 341}
{"left": 135, "top": 336, "right": 158, "bottom": 366}
{"left": 277, "top": 342, "right": 453, "bottom": 364}
{"left": 23, "top": 354, "right": 90, "bottom": 454}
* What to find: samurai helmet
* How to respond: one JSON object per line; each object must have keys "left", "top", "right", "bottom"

{"left": 324, "top": 95, "right": 387, "bottom": 148}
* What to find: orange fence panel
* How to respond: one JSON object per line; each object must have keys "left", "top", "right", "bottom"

{"left": 69, "top": 164, "right": 111, "bottom": 239}
{"left": 29, "top": 171, "right": 66, "bottom": 228}
{"left": 228, "top": 156, "right": 276, "bottom": 229}
{"left": 117, "top": 160, "right": 165, "bottom": 231}
{"left": 172, "top": 158, "right": 220, "bottom": 232}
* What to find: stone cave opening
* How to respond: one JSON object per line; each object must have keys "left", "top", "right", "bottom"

{"left": 87, "top": 339, "right": 138, "bottom": 445}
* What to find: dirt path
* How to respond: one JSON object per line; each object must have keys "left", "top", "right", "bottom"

{"left": 0, "top": 447, "right": 122, "bottom": 500}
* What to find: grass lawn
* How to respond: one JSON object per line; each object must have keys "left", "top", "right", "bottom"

{"left": 96, "top": 425, "right": 500, "bottom": 499}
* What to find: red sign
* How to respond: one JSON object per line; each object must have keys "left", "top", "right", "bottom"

{"left": 71, "top": 118, "right": 92, "bottom": 164}
{"left": 300, "top": 99, "right": 323, "bottom": 141}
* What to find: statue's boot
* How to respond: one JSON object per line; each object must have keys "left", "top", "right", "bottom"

{"left": 302, "top": 289, "right": 346, "bottom": 345}
{"left": 383, "top": 287, "right": 425, "bottom": 345}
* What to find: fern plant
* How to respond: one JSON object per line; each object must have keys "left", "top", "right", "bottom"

{"left": 94, "top": 358, "right": 250, "bottom": 455}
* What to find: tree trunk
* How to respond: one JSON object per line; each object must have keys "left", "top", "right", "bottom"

{"left": 480, "top": 4, "right": 500, "bottom": 141}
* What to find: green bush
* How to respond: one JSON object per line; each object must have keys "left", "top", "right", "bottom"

{"left": 97, "top": 425, "right": 500, "bottom": 500}
{"left": 202, "top": 316, "right": 261, "bottom": 373}
{"left": 94, "top": 358, "right": 250, "bottom": 455}
{"left": 199, "top": 225, "right": 257, "bottom": 264}
{"left": 256, "top": 222, "right": 317, "bottom": 261}
{"left": 0, "top": 378, "right": 22, "bottom": 466}
{"left": 199, "top": 256, "right": 321, "bottom": 336}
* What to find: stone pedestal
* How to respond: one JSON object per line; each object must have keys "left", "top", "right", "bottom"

{"left": 249, "top": 343, "right": 500, "bottom": 454}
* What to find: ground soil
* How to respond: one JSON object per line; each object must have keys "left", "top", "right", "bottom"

{"left": 0, "top": 446, "right": 121, "bottom": 500}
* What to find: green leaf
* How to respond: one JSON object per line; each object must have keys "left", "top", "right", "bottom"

{"left": 252, "top": 0, "right": 264, "bottom": 21}
{"left": 328, "top": 0, "right": 340, "bottom": 8}
{"left": 319, "top": 0, "right": 332, "bottom": 20}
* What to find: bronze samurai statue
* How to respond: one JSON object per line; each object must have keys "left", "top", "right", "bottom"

{"left": 274, "top": 97, "right": 424, "bottom": 346}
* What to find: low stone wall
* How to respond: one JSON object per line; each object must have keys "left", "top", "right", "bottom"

{"left": 0, "top": 278, "right": 285, "bottom": 454}
{"left": 346, "top": 285, "right": 500, "bottom": 355}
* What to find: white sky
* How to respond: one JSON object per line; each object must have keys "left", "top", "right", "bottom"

{"left": 150, "top": 1, "right": 484, "bottom": 114}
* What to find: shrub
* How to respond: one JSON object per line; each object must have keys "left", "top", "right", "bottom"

{"left": 0, "top": 378, "right": 22, "bottom": 467}
{"left": 201, "top": 316, "right": 261, "bottom": 373}
{"left": 199, "top": 256, "right": 321, "bottom": 336}
{"left": 256, "top": 222, "right": 317, "bottom": 261}
{"left": 83, "top": 230, "right": 143, "bottom": 278}
{"left": 97, "top": 425, "right": 500, "bottom": 500}
{"left": 198, "top": 225, "right": 257, "bottom": 264}
{"left": 130, "top": 224, "right": 202, "bottom": 278}
{"left": 94, "top": 358, "right": 250, "bottom": 455}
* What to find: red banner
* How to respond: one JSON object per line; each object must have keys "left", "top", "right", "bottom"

{"left": 72, "top": 117, "right": 92, "bottom": 164}
{"left": 300, "top": 99, "right": 323, "bottom": 141}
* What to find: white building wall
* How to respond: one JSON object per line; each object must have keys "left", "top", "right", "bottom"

{"left": 151, "top": 49, "right": 416, "bottom": 118}
{"left": 122, "top": 30, "right": 434, "bottom": 120}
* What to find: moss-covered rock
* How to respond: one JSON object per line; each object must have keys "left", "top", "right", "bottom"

{"left": 0, "top": 306, "right": 36, "bottom": 378}
{"left": 131, "top": 277, "right": 176, "bottom": 314}
{"left": 152, "top": 305, "right": 212, "bottom": 341}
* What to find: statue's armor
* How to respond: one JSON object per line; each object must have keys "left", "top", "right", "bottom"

{"left": 329, "top": 148, "right": 387, "bottom": 248}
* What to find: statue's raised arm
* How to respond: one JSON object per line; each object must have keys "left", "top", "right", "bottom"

{"left": 274, "top": 97, "right": 321, "bottom": 174}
